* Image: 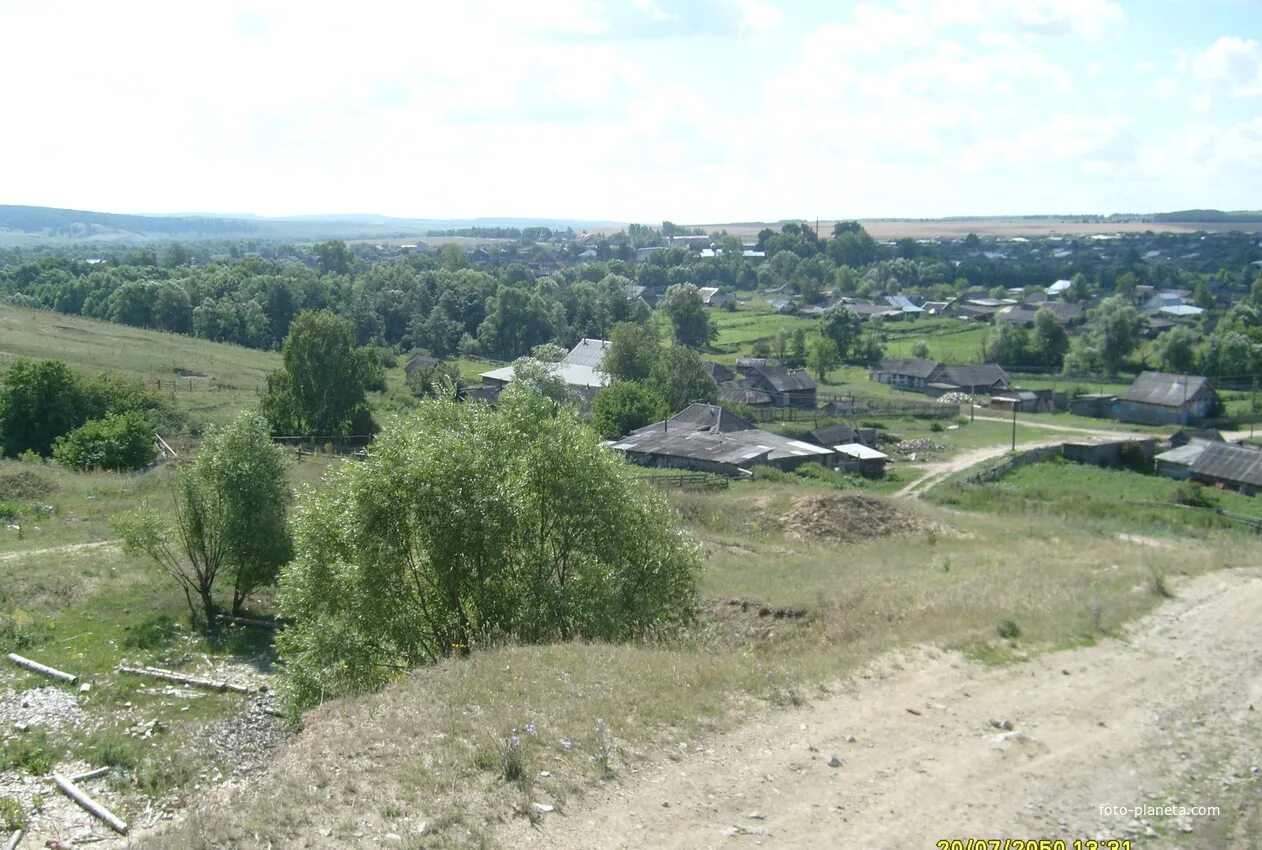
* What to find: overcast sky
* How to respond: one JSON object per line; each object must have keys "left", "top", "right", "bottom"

{"left": 1, "top": 0, "right": 1259, "bottom": 222}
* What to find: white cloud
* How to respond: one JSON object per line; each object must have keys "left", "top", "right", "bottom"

{"left": 1192, "top": 36, "right": 1262, "bottom": 96}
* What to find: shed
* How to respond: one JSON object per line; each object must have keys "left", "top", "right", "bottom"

{"left": 989, "top": 391, "right": 1039, "bottom": 413}
{"left": 1069, "top": 393, "right": 1117, "bottom": 418}
{"left": 743, "top": 366, "right": 817, "bottom": 408}
{"left": 834, "top": 443, "right": 888, "bottom": 478}
{"left": 1118, "top": 372, "right": 1217, "bottom": 426}
{"left": 1155, "top": 439, "right": 1213, "bottom": 480}
{"left": 807, "top": 424, "right": 877, "bottom": 449}
{"left": 1170, "top": 427, "right": 1224, "bottom": 448}
{"left": 1189, "top": 441, "right": 1262, "bottom": 494}
{"left": 939, "top": 364, "right": 1012, "bottom": 395}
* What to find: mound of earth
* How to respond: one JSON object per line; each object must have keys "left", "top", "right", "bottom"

{"left": 778, "top": 493, "right": 942, "bottom": 543}
{"left": 702, "top": 598, "right": 807, "bottom": 647}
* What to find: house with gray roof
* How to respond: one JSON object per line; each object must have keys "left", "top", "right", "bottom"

{"left": 1118, "top": 371, "right": 1217, "bottom": 426}
{"left": 871, "top": 358, "right": 943, "bottom": 391}
{"left": 742, "top": 365, "right": 817, "bottom": 408}
{"left": 611, "top": 404, "right": 833, "bottom": 476}
{"left": 1188, "top": 441, "right": 1262, "bottom": 494}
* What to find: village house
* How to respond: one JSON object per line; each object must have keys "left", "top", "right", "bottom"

{"left": 740, "top": 365, "right": 817, "bottom": 408}
{"left": 611, "top": 403, "right": 834, "bottom": 476}
{"left": 1117, "top": 371, "right": 1218, "bottom": 426}
{"left": 697, "top": 287, "right": 732, "bottom": 308}
{"left": 833, "top": 443, "right": 889, "bottom": 478}
{"left": 871, "top": 358, "right": 943, "bottom": 391}
{"left": 872, "top": 360, "right": 1011, "bottom": 397}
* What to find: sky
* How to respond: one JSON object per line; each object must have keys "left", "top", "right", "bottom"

{"left": 1, "top": 0, "right": 1259, "bottom": 222}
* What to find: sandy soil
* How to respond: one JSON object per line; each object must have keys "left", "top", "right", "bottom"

{"left": 499, "top": 568, "right": 1262, "bottom": 849}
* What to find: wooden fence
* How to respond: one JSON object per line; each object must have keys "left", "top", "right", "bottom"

{"left": 632, "top": 472, "right": 729, "bottom": 490}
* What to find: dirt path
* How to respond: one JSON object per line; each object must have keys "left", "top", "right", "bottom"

{"left": 894, "top": 440, "right": 1061, "bottom": 497}
{"left": 500, "top": 568, "right": 1262, "bottom": 849}
{"left": 970, "top": 415, "right": 1154, "bottom": 439}
{"left": 0, "top": 539, "right": 118, "bottom": 562}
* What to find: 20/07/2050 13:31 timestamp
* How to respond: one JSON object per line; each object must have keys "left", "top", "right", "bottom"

{"left": 938, "top": 837, "right": 1135, "bottom": 842}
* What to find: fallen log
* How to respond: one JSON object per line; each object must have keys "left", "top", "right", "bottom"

{"left": 52, "top": 773, "right": 128, "bottom": 834}
{"left": 116, "top": 665, "right": 252, "bottom": 694}
{"left": 6, "top": 653, "right": 79, "bottom": 685}
{"left": 215, "top": 613, "right": 282, "bottom": 630}
{"left": 70, "top": 766, "right": 111, "bottom": 783}
{"left": 5, "top": 828, "right": 22, "bottom": 850}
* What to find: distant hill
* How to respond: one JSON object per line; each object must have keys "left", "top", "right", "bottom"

{"left": 0, "top": 205, "right": 624, "bottom": 246}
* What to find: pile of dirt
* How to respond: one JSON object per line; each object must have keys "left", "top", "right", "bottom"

{"left": 778, "top": 493, "right": 942, "bottom": 543}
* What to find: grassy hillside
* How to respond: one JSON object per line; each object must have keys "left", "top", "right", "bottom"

{"left": 0, "top": 303, "right": 279, "bottom": 428}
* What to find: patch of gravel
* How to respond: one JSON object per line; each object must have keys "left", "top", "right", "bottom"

{"left": 0, "top": 685, "right": 90, "bottom": 733}
{"left": 203, "top": 693, "right": 292, "bottom": 774}
{"left": 778, "top": 493, "right": 945, "bottom": 544}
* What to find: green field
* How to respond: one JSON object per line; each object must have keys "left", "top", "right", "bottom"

{"left": 0, "top": 303, "right": 279, "bottom": 428}
{"left": 928, "top": 456, "right": 1262, "bottom": 535}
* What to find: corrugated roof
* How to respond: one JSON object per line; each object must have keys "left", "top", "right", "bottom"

{"left": 563, "top": 338, "right": 611, "bottom": 369}
{"left": 718, "top": 381, "right": 772, "bottom": 406}
{"left": 940, "top": 364, "right": 1010, "bottom": 389}
{"left": 885, "top": 295, "right": 923, "bottom": 312}
{"left": 1121, "top": 371, "right": 1211, "bottom": 408}
{"left": 878, "top": 358, "right": 941, "bottom": 379}
{"left": 1155, "top": 439, "right": 1213, "bottom": 467}
{"left": 750, "top": 366, "right": 816, "bottom": 393}
{"left": 807, "top": 424, "right": 857, "bottom": 447}
{"left": 480, "top": 361, "right": 610, "bottom": 388}
{"left": 1190, "top": 441, "right": 1262, "bottom": 488}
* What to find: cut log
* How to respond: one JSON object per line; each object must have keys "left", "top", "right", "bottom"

{"left": 52, "top": 772, "right": 128, "bottom": 834}
{"left": 6, "top": 653, "right": 79, "bottom": 685}
{"left": 215, "top": 613, "right": 282, "bottom": 630}
{"left": 116, "top": 665, "right": 252, "bottom": 694}
{"left": 70, "top": 766, "right": 111, "bottom": 782}
{"left": 4, "top": 829, "right": 22, "bottom": 850}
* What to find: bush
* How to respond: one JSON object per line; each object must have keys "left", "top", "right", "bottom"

{"left": 276, "top": 388, "right": 702, "bottom": 710}
{"left": 996, "top": 619, "right": 1021, "bottom": 639}
{"left": 52, "top": 411, "right": 157, "bottom": 471}
{"left": 1175, "top": 482, "right": 1218, "bottom": 509}
{"left": 751, "top": 465, "right": 793, "bottom": 483}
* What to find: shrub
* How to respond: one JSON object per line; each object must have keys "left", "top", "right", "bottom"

{"left": 277, "top": 388, "right": 702, "bottom": 710}
{"left": 1174, "top": 482, "right": 1218, "bottom": 509}
{"left": 0, "top": 795, "right": 25, "bottom": 831}
{"left": 52, "top": 410, "right": 157, "bottom": 471}
{"left": 751, "top": 465, "right": 793, "bottom": 483}
{"left": 996, "top": 619, "right": 1021, "bottom": 639}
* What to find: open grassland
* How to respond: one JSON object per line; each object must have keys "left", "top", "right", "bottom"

{"left": 132, "top": 476, "right": 1260, "bottom": 848}
{"left": 0, "top": 303, "right": 279, "bottom": 428}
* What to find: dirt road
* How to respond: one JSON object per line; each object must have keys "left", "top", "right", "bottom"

{"left": 893, "top": 440, "right": 1062, "bottom": 497}
{"left": 500, "top": 568, "right": 1262, "bottom": 849}
{"left": 0, "top": 539, "right": 118, "bottom": 562}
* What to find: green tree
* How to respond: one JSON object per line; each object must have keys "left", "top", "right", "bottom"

{"left": 604, "top": 322, "right": 660, "bottom": 382}
{"left": 661, "top": 284, "right": 717, "bottom": 349}
{"left": 406, "top": 361, "right": 462, "bottom": 398}
{"left": 52, "top": 410, "right": 156, "bottom": 471}
{"left": 985, "top": 324, "right": 1031, "bottom": 366}
{"left": 313, "top": 240, "right": 351, "bottom": 276}
{"left": 114, "top": 412, "right": 291, "bottom": 624}
{"left": 806, "top": 337, "right": 841, "bottom": 381}
{"left": 1088, "top": 296, "right": 1148, "bottom": 373}
{"left": 819, "top": 306, "right": 865, "bottom": 363}
{"left": 1065, "top": 272, "right": 1092, "bottom": 303}
{"left": 910, "top": 340, "right": 931, "bottom": 359}
{"left": 1193, "top": 282, "right": 1214, "bottom": 311}
{"left": 1114, "top": 271, "right": 1138, "bottom": 303}
{"left": 477, "top": 288, "right": 555, "bottom": 360}
{"left": 592, "top": 382, "right": 670, "bottom": 438}
{"left": 1155, "top": 326, "right": 1198, "bottom": 373}
{"left": 274, "top": 390, "right": 701, "bottom": 709}
{"left": 790, "top": 328, "right": 807, "bottom": 361}
{"left": 260, "top": 311, "right": 382, "bottom": 438}
{"left": 1200, "top": 330, "right": 1256, "bottom": 379}
{"left": 507, "top": 357, "right": 579, "bottom": 407}
{"left": 647, "top": 346, "right": 719, "bottom": 411}
{"left": 1031, "top": 308, "right": 1070, "bottom": 368}
{"left": 0, "top": 359, "right": 84, "bottom": 457}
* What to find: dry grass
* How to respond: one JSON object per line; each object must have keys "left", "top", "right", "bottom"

{"left": 136, "top": 480, "right": 1260, "bottom": 849}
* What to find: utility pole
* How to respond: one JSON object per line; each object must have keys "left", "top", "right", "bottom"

{"left": 1252, "top": 378, "right": 1257, "bottom": 440}
{"left": 1011, "top": 404, "right": 1017, "bottom": 452}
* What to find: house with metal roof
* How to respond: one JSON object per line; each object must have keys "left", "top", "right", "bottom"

{"left": 834, "top": 443, "right": 889, "bottom": 478}
{"left": 939, "top": 364, "right": 1012, "bottom": 395}
{"left": 1118, "top": 371, "right": 1218, "bottom": 426}
{"left": 1155, "top": 439, "right": 1214, "bottom": 480}
{"left": 1188, "top": 441, "right": 1262, "bottom": 494}
{"left": 871, "top": 358, "right": 944, "bottom": 391}
{"left": 562, "top": 338, "right": 612, "bottom": 370}
{"left": 612, "top": 403, "right": 834, "bottom": 475}
{"left": 741, "top": 365, "right": 817, "bottom": 408}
